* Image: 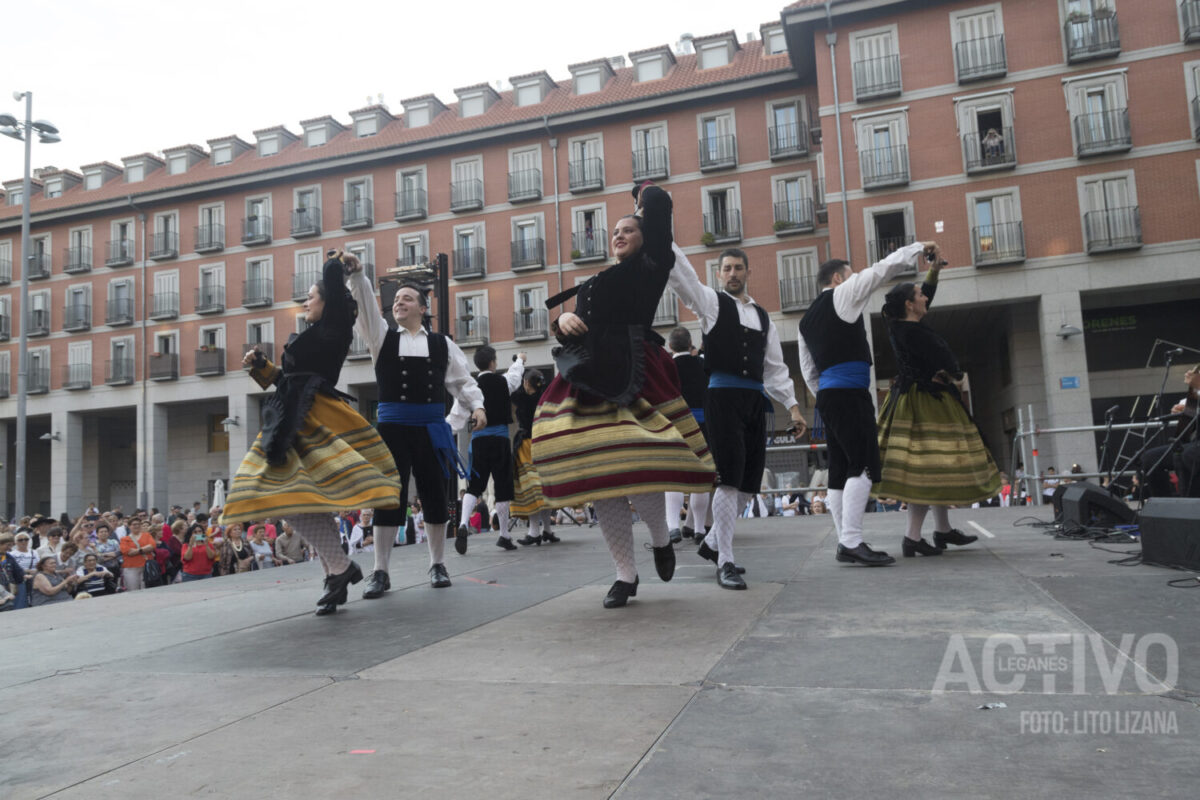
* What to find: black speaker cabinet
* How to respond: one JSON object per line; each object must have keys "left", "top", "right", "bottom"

{"left": 1061, "top": 481, "right": 1136, "bottom": 528}
{"left": 1139, "top": 498, "right": 1200, "bottom": 571}
{"left": 1051, "top": 484, "right": 1070, "bottom": 519}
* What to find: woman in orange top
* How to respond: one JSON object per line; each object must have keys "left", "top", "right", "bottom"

{"left": 118, "top": 518, "right": 156, "bottom": 591}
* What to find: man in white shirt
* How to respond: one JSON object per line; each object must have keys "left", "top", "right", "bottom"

{"left": 346, "top": 258, "right": 485, "bottom": 596}
{"left": 796, "top": 241, "right": 933, "bottom": 566}
{"left": 668, "top": 245, "right": 807, "bottom": 590}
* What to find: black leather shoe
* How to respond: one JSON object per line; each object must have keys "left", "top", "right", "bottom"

{"left": 322, "top": 574, "right": 349, "bottom": 606}
{"left": 517, "top": 534, "right": 541, "bottom": 546}
{"left": 603, "top": 576, "right": 639, "bottom": 608}
{"left": 496, "top": 536, "right": 517, "bottom": 551}
{"left": 314, "top": 602, "right": 338, "bottom": 616}
{"left": 668, "top": 527, "right": 682, "bottom": 544}
{"left": 933, "top": 529, "right": 978, "bottom": 549}
{"left": 696, "top": 541, "right": 746, "bottom": 574}
{"left": 362, "top": 570, "right": 391, "bottom": 599}
{"left": 836, "top": 543, "right": 896, "bottom": 566}
{"left": 681, "top": 526, "right": 695, "bottom": 540}
{"left": 717, "top": 562, "right": 747, "bottom": 590}
{"left": 429, "top": 563, "right": 451, "bottom": 588}
{"left": 902, "top": 538, "right": 943, "bottom": 558}
{"left": 653, "top": 543, "right": 675, "bottom": 582}
{"left": 541, "top": 531, "right": 560, "bottom": 543}
{"left": 455, "top": 524, "right": 469, "bottom": 555}
{"left": 317, "top": 562, "right": 363, "bottom": 605}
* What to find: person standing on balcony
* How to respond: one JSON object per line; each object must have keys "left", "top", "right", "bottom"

{"left": 796, "top": 242, "right": 933, "bottom": 567}
{"left": 345, "top": 256, "right": 485, "bottom": 597}
{"left": 667, "top": 248, "right": 807, "bottom": 590}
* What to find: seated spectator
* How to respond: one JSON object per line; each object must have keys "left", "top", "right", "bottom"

{"left": 30, "top": 556, "right": 80, "bottom": 606}
{"left": 36, "top": 527, "right": 65, "bottom": 560}
{"left": 1042, "top": 467, "right": 1060, "bottom": 500}
{"left": 76, "top": 553, "right": 112, "bottom": 596}
{"left": 248, "top": 525, "right": 276, "bottom": 569}
{"left": 220, "top": 523, "right": 255, "bottom": 574}
{"left": 349, "top": 510, "right": 374, "bottom": 553}
{"left": 57, "top": 542, "right": 85, "bottom": 577}
{"left": 180, "top": 524, "right": 217, "bottom": 582}
{"left": 274, "top": 521, "right": 307, "bottom": 565}
{"left": 10, "top": 530, "right": 37, "bottom": 608}
{"left": 94, "top": 524, "right": 121, "bottom": 575}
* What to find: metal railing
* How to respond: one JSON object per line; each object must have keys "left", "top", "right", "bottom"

{"left": 514, "top": 309, "right": 549, "bottom": 340}
{"left": 28, "top": 252, "right": 51, "bottom": 279}
{"left": 852, "top": 54, "right": 901, "bottom": 100}
{"left": 572, "top": 231, "right": 607, "bottom": 262}
{"left": 290, "top": 208, "right": 321, "bottom": 237}
{"left": 1074, "top": 109, "right": 1131, "bottom": 155}
{"left": 106, "top": 239, "right": 135, "bottom": 266}
{"left": 395, "top": 188, "right": 428, "bottom": 220}
{"left": 507, "top": 168, "right": 542, "bottom": 201}
{"left": 1193, "top": 96, "right": 1200, "bottom": 141}
{"left": 64, "top": 245, "right": 92, "bottom": 273}
{"left": 1185, "top": 0, "right": 1200, "bottom": 42}
{"left": 511, "top": 238, "right": 545, "bottom": 270}
{"left": 780, "top": 276, "right": 819, "bottom": 311}
{"left": 632, "top": 146, "right": 668, "bottom": 180}
{"left": 27, "top": 309, "right": 50, "bottom": 336}
{"left": 955, "top": 34, "right": 1006, "bottom": 81}
{"left": 652, "top": 290, "right": 678, "bottom": 327}
{"left": 568, "top": 157, "right": 604, "bottom": 191}
{"left": 63, "top": 362, "right": 91, "bottom": 390}
{"left": 703, "top": 209, "right": 742, "bottom": 243}
{"left": 699, "top": 134, "right": 737, "bottom": 170}
{"left": 195, "top": 347, "right": 226, "bottom": 376}
{"left": 106, "top": 298, "right": 133, "bottom": 325}
{"left": 106, "top": 359, "right": 134, "bottom": 385}
{"left": 28, "top": 367, "right": 50, "bottom": 394}
{"left": 0, "top": 371, "right": 7, "bottom": 397}
{"left": 450, "top": 179, "right": 483, "bottom": 211}
{"left": 0, "top": 313, "right": 8, "bottom": 340}
{"left": 149, "top": 292, "right": 179, "bottom": 320}
{"left": 342, "top": 198, "right": 372, "bottom": 228}
{"left": 194, "top": 223, "right": 224, "bottom": 252}
{"left": 63, "top": 303, "right": 90, "bottom": 331}
{"left": 455, "top": 316, "right": 488, "bottom": 346}
{"left": 242, "top": 216, "right": 272, "bottom": 244}
{"left": 773, "top": 199, "right": 815, "bottom": 234}
{"left": 243, "top": 278, "right": 273, "bottom": 307}
{"left": 768, "top": 122, "right": 809, "bottom": 158}
{"left": 972, "top": 222, "right": 1025, "bottom": 265}
{"left": 964, "top": 127, "right": 1016, "bottom": 172}
{"left": 1084, "top": 206, "right": 1142, "bottom": 252}
{"left": 195, "top": 285, "right": 225, "bottom": 314}
{"left": 860, "top": 144, "right": 909, "bottom": 188}
{"left": 149, "top": 231, "right": 178, "bottom": 260}
{"left": 869, "top": 235, "right": 917, "bottom": 273}
{"left": 293, "top": 271, "right": 319, "bottom": 301}
{"left": 396, "top": 250, "right": 427, "bottom": 268}
{"left": 453, "top": 246, "right": 486, "bottom": 279}
{"left": 1065, "top": 12, "right": 1120, "bottom": 62}
{"left": 148, "top": 353, "right": 179, "bottom": 381}
{"left": 0, "top": 256, "right": 10, "bottom": 284}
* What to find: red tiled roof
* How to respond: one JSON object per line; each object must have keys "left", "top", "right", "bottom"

{"left": 0, "top": 38, "right": 792, "bottom": 222}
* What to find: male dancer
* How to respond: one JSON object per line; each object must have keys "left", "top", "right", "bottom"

{"left": 668, "top": 247, "right": 807, "bottom": 589}
{"left": 664, "top": 327, "right": 710, "bottom": 544}
{"left": 346, "top": 258, "right": 485, "bottom": 594}
{"left": 448, "top": 347, "right": 526, "bottom": 551}
{"left": 797, "top": 241, "right": 934, "bottom": 566}
{"left": 511, "top": 368, "right": 559, "bottom": 546}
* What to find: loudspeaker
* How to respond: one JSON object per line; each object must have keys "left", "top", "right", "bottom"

{"left": 1139, "top": 498, "right": 1200, "bottom": 570}
{"left": 1051, "top": 484, "right": 1070, "bottom": 519}
{"left": 1061, "top": 481, "right": 1136, "bottom": 528}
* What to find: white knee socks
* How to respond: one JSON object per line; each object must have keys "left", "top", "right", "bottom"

{"left": 905, "top": 504, "right": 930, "bottom": 542}
{"left": 373, "top": 525, "right": 398, "bottom": 572}
{"left": 292, "top": 513, "right": 350, "bottom": 574}
{"left": 594, "top": 497, "right": 637, "bottom": 583}
{"left": 459, "top": 493, "right": 479, "bottom": 527}
{"left": 827, "top": 489, "right": 843, "bottom": 540}
{"left": 496, "top": 501, "right": 511, "bottom": 540}
{"left": 427, "top": 521, "right": 448, "bottom": 566}
{"left": 688, "top": 492, "right": 710, "bottom": 531}
{"left": 931, "top": 505, "right": 952, "bottom": 533}
{"left": 837, "top": 471, "right": 873, "bottom": 549}
{"left": 705, "top": 485, "right": 743, "bottom": 567}
{"left": 635, "top": 492, "right": 669, "bottom": 548}
{"left": 665, "top": 492, "right": 685, "bottom": 531}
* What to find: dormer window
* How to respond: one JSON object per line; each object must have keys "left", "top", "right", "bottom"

{"left": 213, "top": 145, "right": 232, "bottom": 165}
{"left": 45, "top": 180, "right": 62, "bottom": 198}
{"left": 126, "top": 164, "right": 144, "bottom": 183}
{"left": 461, "top": 93, "right": 485, "bottom": 117}
{"left": 260, "top": 137, "right": 279, "bottom": 156}
{"left": 306, "top": 127, "right": 326, "bottom": 147}
{"left": 407, "top": 104, "right": 430, "bottom": 127}
{"left": 636, "top": 56, "right": 665, "bottom": 82}
{"left": 8, "top": 189, "right": 22, "bottom": 206}
{"left": 515, "top": 81, "right": 541, "bottom": 106}
{"left": 355, "top": 117, "right": 377, "bottom": 137}
{"left": 575, "top": 69, "right": 602, "bottom": 94}
{"left": 763, "top": 25, "right": 786, "bottom": 55}
{"left": 699, "top": 41, "right": 731, "bottom": 68}
{"left": 168, "top": 155, "right": 187, "bottom": 175}
{"left": 85, "top": 172, "right": 102, "bottom": 190}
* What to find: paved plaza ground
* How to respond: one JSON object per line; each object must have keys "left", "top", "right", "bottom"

{"left": 4, "top": 506, "right": 1197, "bottom": 799}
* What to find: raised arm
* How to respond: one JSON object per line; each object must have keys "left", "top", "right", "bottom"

{"left": 666, "top": 242, "right": 720, "bottom": 333}
{"left": 636, "top": 184, "right": 674, "bottom": 271}
{"left": 347, "top": 267, "right": 387, "bottom": 360}
{"left": 832, "top": 241, "right": 925, "bottom": 323}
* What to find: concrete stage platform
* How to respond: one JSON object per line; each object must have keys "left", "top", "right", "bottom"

{"left": 4, "top": 507, "right": 1197, "bottom": 799}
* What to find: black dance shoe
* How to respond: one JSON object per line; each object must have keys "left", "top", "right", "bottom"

{"left": 362, "top": 570, "right": 391, "bottom": 599}
{"left": 836, "top": 543, "right": 897, "bottom": 566}
{"left": 541, "top": 531, "right": 560, "bottom": 544}
{"left": 901, "top": 538, "right": 943, "bottom": 558}
{"left": 429, "top": 563, "right": 452, "bottom": 588}
{"left": 317, "top": 562, "right": 363, "bottom": 606}
{"left": 314, "top": 602, "right": 338, "bottom": 616}
{"left": 681, "top": 526, "right": 696, "bottom": 540}
{"left": 497, "top": 536, "right": 518, "bottom": 551}
{"left": 696, "top": 541, "right": 746, "bottom": 574}
{"left": 668, "top": 528, "right": 682, "bottom": 544}
{"left": 603, "top": 576, "right": 639, "bottom": 608}
{"left": 517, "top": 534, "right": 541, "bottom": 546}
{"left": 455, "top": 524, "right": 470, "bottom": 555}
{"left": 933, "top": 529, "right": 978, "bottom": 549}
{"left": 653, "top": 543, "right": 676, "bottom": 582}
{"left": 717, "top": 562, "right": 747, "bottom": 590}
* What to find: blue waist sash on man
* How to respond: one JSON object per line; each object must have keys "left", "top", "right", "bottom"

{"left": 467, "top": 423, "right": 510, "bottom": 478}
{"left": 377, "top": 401, "right": 468, "bottom": 479}
{"left": 690, "top": 408, "right": 705, "bottom": 425}
{"left": 818, "top": 361, "right": 871, "bottom": 391}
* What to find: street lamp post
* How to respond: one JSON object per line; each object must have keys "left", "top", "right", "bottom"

{"left": 1, "top": 91, "right": 61, "bottom": 519}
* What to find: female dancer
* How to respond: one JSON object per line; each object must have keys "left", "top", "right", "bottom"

{"left": 875, "top": 261, "right": 1001, "bottom": 556}
{"left": 223, "top": 252, "right": 400, "bottom": 613}
{"left": 533, "top": 183, "right": 715, "bottom": 607}
{"left": 511, "top": 368, "right": 558, "bottom": 546}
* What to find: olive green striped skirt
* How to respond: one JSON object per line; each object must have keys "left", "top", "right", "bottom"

{"left": 874, "top": 385, "right": 1001, "bottom": 505}
{"left": 509, "top": 438, "right": 546, "bottom": 518}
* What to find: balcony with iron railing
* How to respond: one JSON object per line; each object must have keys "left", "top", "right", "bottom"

{"left": 196, "top": 347, "right": 226, "bottom": 376}
{"left": 242, "top": 216, "right": 272, "bottom": 245}
{"left": 815, "top": 178, "right": 827, "bottom": 221}
{"left": 194, "top": 223, "right": 224, "bottom": 253}
{"left": 348, "top": 331, "right": 371, "bottom": 360}
{"left": 63, "top": 304, "right": 90, "bottom": 332}
{"left": 29, "top": 367, "right": 50, "bottom": 394}
{"left": 632, "top": 146, "right": 669, "bottom": 181}
{"left": 243, "top": 278, "right": 273, "bottom": 308}
{"left": 0, "top": 371, "right": 8, "bottom": 398}
{"left": 699, "top": 134, "right": 737, "bottom": 170}
{"left": 1065, "top": 11, "right": 1120, "bottom": 63}
{"left": 0, "top": 313, "right": 9, "bottom": 340}
{"left": 652, "top": 290, "right": 678, "bottom": 327}
{"left": 964, "top": 127, "right": 1016, "bottom": 173}
{"left": 511, "top": 238, "right": 545, "bottom": 271}
{"left": 64, "top": 245, "right": 92, "bottom": 274}
{"left": 453, "top": 247, "right": 486, "bottom": 279}
{"left": 955, "top": 34, "right": 1007, "bottom": 82}
{"left": 106, "top": 358, "right": 134, "bottom": 386}
{"left": 342, "top": 198, "right": 373, "bottom": 229}
{"left": 106, "top": 298, "right": 133, "bottom": 326}
{"left": 149, "top": 231, "right": 179, "bottom": 260}
{"left": 860, "top": 144, "right": 909, "bottom": 189}
{"left": 0, "top": 255, "right": 10, "bottom": 284}
{"left": 1085, "top": 206, "right": 1142, "bottom": 253}
{"left": 450, "top": 179, "right": 484, "bottom": 212}
{"left": 852, "top": 54, "right": 902, "bottom": 101}
{"left": 1193, "top": 96, "right": 1200, "bottom": 141}
{"left": 869, "top": 235, "right": 918, "bottom": 274}
{"left": 396, "top": 250, "right": 427, "bottom": 269}
{"left": 773, "top": 199, "right": 815, "bottom": 235}
{"left": 27, "top": 309, "right": 50, "bottom": 336}
{"left": 571, "top": 231, "right": 607, "bottom": 263}
{"left": 455, "top": 316, "right": 489, "bottom": 347}
{"left": 149, "top": 292, "right": 179, "bottom": 320}
{"left": 195, "top": 285, "right": 225, "bottom": 314}
{"left": 64, "top": 362, "right": 91, "bottom": 390}
{"left": 508, "top": 169, "right": 542, "bottom": 202}
{"left": 703, "top": 209, "right": 742, "bottom": 244}
{"left": 149, "top": 352, "right": 179, "bottom": 381}
{"left": 293, "top": 271, "right": 320, "bottom": 301}
{"left": 290, "top": 208, "right": 321, "bottom": 237}
{"left": 972, "top": 221, "right": 1026, "bottom": 265}
{"left": 29, "top": 252, "right": 51, "bottom": 279}
{"left": 106, "top": 239, "right": 135, "bottom": 266}
{"left": 395, "top": 188, "right": 428, "bottom": 220}
{"left": 1074, "top": 109, "right": 1132, "bottom": 156}
{"left": 769, "top": 122, "right": 809, "bottom": 159}
{"left": 568, "top": 157, "right": 604, "bottom": 192}
{"left": 780, "top": 275, "right": 820, "bottom": 312}
{"left": 1185, "top": 0, "right": 1200, "bottom": 42}
{"left": 514, "top": 309, "right": 549, "bottom": 341}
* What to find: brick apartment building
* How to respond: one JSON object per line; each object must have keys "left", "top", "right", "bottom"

{"left": 2, "top": 0, "right": 1198, "bottom": 516}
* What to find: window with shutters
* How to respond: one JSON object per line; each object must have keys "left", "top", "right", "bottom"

{"left": 212, "top": 145, "right": 232, "bottom": 165}
{"left": 954, "top": 89, "right": 1016, "bottom": 174}
{"left": 574, "top": 68, "right": 602, "bottom": 95}
{"left": 508, "top": 147, "right": 542, "bottom": 201}
{"left": 631, "top": 123, "right": 669, "bottom": 180}
{"left": 772, "top": 174, "right": 814, "bottom": 234}
{"left": 699, "top": 42, "right": 731, "bottom": 69}
{"left": 764, "top": 26, "right": 787, "bottom": 55}
{"left": 950, "top": 5, "right": 1007, "bottom": 82}
{"left": 259, "top": 136, "right": 279, "bottom": 156}
{"left": 850, "top": 26, "right": 901, "bottom": 101}
{"left": 778, "top": 248, "right": 820, "bottom": 311}
{"left": 1078, "top": 171, "right": 1141, "bottom": 252}
{"left": 168, "top": 155, "right": 188, "bottom": 175}
{"left": 855, "top": 111, "right": 909, "bottom": 189}
{"left": 1186, "top": 61, "right": 1200, "bottom": 141}
{"left": 294, "top": 249, "right": 321, "bottom": 300}
{"left": 966, "top": 188, "right": 1025, "bottom": 265}
{"left": 636, "top": 56, "right": 665, "bottom": 82}
{"left": 515, "top": 81, "right": 542, "bottom": 106}
{"left": 698, "top": 111, "right": 737, "bottom": 170}
{"left": 1064, "top": 71, "right": 1130, "bottom": 156}
{"left": 863, "top": 202, "right": 916, "bottom": 272}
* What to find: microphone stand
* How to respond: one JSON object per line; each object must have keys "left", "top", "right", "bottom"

{"left": 1099, "top": 406, "right": 1118, "bottom": 485}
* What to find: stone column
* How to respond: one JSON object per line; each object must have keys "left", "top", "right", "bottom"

{"left": 1037, "top": 291, "right": 1096, "bottom": 474}
{"left": 50, "top": 410, "right": 85, "bottom": 517}
{"left": 0, "top": 422, "right": 9, "bottom": 520}
{"left": 137, "top": 401, "right": 170, "bottom": 512}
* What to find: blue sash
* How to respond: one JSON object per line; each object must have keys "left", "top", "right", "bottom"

{"left": 690, "top": 408, "right": 705, "bottom": 425}
{"left": 708, "top": 372, "right": 766, "bottom": 393}
{"left": 818, "top": 361, "right": 871, "bottom": 391}
{"left": 377, "top": 401, "right": 468, "bottom": 479}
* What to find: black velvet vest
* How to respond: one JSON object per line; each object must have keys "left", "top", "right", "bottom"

{"left": 702, "top": 293, "right": 769, "bottom": 382}
{"left": 376, "top": 329, "right": 448, "bottom": 404}
{"left": 798, "top": 289, "right": 873, "bottom": 372}
{"left": 477, "top": 372, "right": 513, "bottom": 425}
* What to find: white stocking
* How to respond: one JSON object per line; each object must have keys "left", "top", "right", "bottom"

{"left": 931, "top": 505, "right": 952, "bottom": 533}
{"left": 373, "top": 525, "right": 398, "bottom": 572}
{"left": 705, "top": 485, "right": 742, "bottom": 567}
{"left": 427, "top": 522, "right": 448, "bottom": 566}
{"left": 459, "top": 493, "right": 479, "bottom": 527}
{"left": 529, "top": 514, "right": 543, "bottom": 538}
{"left": 292, "top": 513, "right": 350, "bottom": 574}
{"left": 905, "top": 504, "right": 930, "bottom": 542}
{"left": 496, "top": 501, "right": 511, "bottom": 539}
{"left": 593, "top": 497, "right": 637, "bottom": 583}
{"left": 838, "top": 472, "right": 873, "bottom": 548}
{"left": 665, "top": 492, "right": 685, "bottom": 531}
{"left": 827, "top": 489, "right": 844, "bottom": 541}
{"left": 689, "top": 492, "right": 710, "bottom": 531}
{"left": 635, "top": 492, "right": 669, "bottom": 547}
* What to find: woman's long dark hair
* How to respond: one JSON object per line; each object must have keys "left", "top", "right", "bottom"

{"left": 881, "top": 282, "right": 917, "bottom": 322}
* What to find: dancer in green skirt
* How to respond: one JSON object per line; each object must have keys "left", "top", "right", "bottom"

{"left": 875, "top": 260, "right": 1001, "bottom": 557}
